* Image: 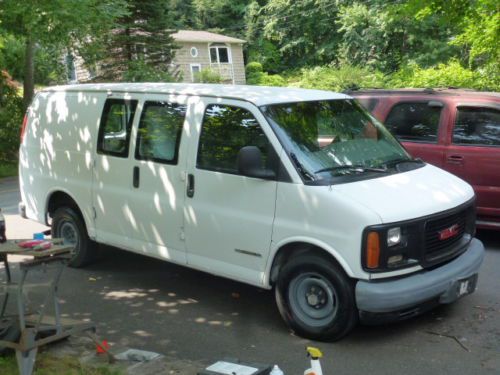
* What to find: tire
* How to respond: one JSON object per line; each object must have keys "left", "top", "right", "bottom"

{"left": 275, "top": 253, "right": 358, "bottom": 341}
{"left": 52, "top": 207, "right": 95, "bottom": 267}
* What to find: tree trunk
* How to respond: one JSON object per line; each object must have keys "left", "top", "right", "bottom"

{"left": 23, "top": 38, "right": 35, "bottom": 110}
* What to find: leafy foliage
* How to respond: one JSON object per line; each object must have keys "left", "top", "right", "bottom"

{"left": 0, "top": 71, "right": 23, "bottom": 162}
{"left": 388, "top": 60, "right": 499, "bottom": 91}
{"left": 197, "top": 68, "right": 223, "bottom": 83}
{"left": 288, "top": 64, "right": 386, "bottom": 91}
{"left": 246, "top": 62, "right": 286, "bottom": 86}
{"left": 0, "top": 0, "right": 128, "bottom": 106}
{"left": 99, "top": 0, "right": 178, "bottom": 81}
{"left": 122, "top": 58, "right": 176, "bottom": 82}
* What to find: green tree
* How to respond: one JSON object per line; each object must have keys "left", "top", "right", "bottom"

{"left": 405, "top": 0, "right": 499, "bottom": 72}
{"left": 0, "top": 0, "right": 128, "bottom": 108}
{"left": 259, "top": 0, "right": 344, "bottom": 69}
{"left": 99, "top": 0, "right": 178, "bottom": 82}
{"left": 169, "top": 0, "right": 199, "bottom": 29}
{"left": 194, "top": 0, "right": 251, "bottom": 36}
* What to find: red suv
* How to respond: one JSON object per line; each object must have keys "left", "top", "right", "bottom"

{"left": 350, "top": 89, "right": 500, "bottom": 230}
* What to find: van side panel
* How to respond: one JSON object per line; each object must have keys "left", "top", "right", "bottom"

{"left": 19, "top": 91, "right": 107, "bottom": 236}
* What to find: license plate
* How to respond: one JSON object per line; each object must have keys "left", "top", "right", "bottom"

{"left": 457, "top": 275, "right": 477, "bottom": 298}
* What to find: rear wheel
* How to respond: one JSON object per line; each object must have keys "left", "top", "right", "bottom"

{"left": 52, "top": 207, "right": 95, "bottom": 267}
{"left": 275, "top": 253, "right": 358, "bottom": 341}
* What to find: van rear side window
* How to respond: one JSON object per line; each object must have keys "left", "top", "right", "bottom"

{"left": 135, "top": 101, "right": 187, "bottom": 164}
{"left": 98, "top": 99, "right": 138, "bottom": 157}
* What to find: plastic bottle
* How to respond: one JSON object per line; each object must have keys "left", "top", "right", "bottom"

{"left": 0, "top": 209, "right": 6, "bottom": 243}
{"left": 269, "top": 364, "right": 284, "bottom": 375}
{"left": 304, "top": 347, "right": 323, "bottom": 375}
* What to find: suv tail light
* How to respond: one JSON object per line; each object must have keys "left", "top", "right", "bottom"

{"left": 20, "top": 113, "right": 28, "bottom": 143}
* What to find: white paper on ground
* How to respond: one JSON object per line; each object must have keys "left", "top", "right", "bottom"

{"left": 206, "top": 361, "right": 258, "bottom": 375}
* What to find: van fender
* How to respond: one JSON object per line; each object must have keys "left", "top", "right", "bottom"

{"left": 263, "top": 236, "right": 355, "bottom": 288}
{"left": 45, "top": 187, "right": 95, "bottom": 239}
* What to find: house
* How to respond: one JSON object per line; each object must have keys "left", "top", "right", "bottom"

{"left": 67, "top": 30, "right": 246, "bottom": 84}
{"left": 171, "top": 30, "right": 246, "bottom": 84}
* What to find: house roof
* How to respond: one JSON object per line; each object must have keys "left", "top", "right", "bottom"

{"left": 43, "top": 83, "right": 349, "bottom": 107}
{"left": 171, "top": 30, "right": 246, "bottom": 44}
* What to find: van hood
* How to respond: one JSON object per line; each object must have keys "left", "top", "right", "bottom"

{"left": 331, "top": 164, "right": 474, "bottom": 223}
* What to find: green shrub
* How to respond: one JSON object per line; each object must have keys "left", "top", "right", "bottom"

{"left": 389, "top": 60, "right": 499, "bottom": 91}
{"left": 245, "top": 62, "right": 264, "bottom": 75}
{"left": 289, "top": 64, "right": 385, "bottom": 91}
{"left": 197, "top": 68, "right": 223, "bottom": 83}
{"left": 123, "top": 58, "right": 176, "bottom": 82}
{"left": 246, "top": 62, "right": 286, "bottom": 87}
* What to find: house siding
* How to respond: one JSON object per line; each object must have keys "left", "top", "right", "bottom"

{"left": 230, "top": 44, "right": 246, "bottom": 84}
{"left": 172, "top": 42, "right": 211, "bottom": 82}
{"left": 172, "top": 42, "right": 246, "bottom": 84}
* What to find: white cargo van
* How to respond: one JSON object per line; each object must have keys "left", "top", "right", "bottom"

{"left": 19, "top": 83, "right": 484, "bottom": 340}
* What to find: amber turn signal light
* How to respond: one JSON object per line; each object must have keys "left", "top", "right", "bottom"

{"left": 366, "top": 231, "right": 380, "bottom": 269}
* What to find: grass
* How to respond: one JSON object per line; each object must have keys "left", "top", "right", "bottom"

{"left": 0, "top": 354, "right": 122, "bottom": 375}
{"left": 0, "top": 161, "right": 17, "bottom": 178}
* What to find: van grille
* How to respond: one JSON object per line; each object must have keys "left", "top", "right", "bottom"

{"left": 423, "top": 205, "right": 471, "bottom": 263}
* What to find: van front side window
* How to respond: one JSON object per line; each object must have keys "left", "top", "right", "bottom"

{"left": 136, "top": 101, "right": 187, "bottom": 164}
{"left": 197, "top": 104, "right": 270, "bottom": 175}
{"left": 98, "top": 99, "right": 138, "bottom": 157}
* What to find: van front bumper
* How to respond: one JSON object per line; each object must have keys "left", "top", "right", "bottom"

{"left": 355, "top": 238, "right": 484, "bottom": 321}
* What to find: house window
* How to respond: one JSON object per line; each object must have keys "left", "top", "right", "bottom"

{"left": 209, "top": 45, "right": 230, "bottom": 64}
{"left": 190, "top": 47, "right": 198, "bottom": 58}
{"left": 190, "top": 64, "right": 201, "bottom": 83}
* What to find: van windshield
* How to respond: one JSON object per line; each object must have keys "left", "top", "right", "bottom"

{"left": 262, "top": 99, "right": 417, "bottom": 183}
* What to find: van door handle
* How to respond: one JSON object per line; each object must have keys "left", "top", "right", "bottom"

{"left": 133, "top": 166, "right": 140, "bottom": 188}
{"left": 446, "top": 155, "right": 464, "bottom": 165}
{"left": 187, "top": 173, "right": 195, "bottom": 198}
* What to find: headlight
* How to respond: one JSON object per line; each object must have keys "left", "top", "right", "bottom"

{"left": 363, "top": 224, "right": 418, "bottom": 272}
{"left": 387, "top": 227, "right": 401, "bottom": 247}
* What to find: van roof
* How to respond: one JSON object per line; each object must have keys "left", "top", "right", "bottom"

{"left": 43, "top": 83, "right": 350, "bottom": 106}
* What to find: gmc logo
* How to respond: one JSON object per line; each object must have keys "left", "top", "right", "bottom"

{"left": 438, "top": 224, "right": 460, "bottom": 240}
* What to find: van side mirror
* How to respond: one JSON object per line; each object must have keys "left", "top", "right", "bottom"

{"left": 237, "top": 146, "right": 276, "bottom": 180}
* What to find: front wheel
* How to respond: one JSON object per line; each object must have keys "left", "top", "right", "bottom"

{"left": 275, "top": 253, "right": 358, "bottom": 341}
{"left": 52, "top": 207, "right": 95, "bottom": 267}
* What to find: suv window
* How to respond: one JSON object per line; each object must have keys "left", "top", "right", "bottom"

{"left": 385, "top": 102, "right": 442, "bottom": 142}
{"left": 453, "top": 107, "right": 500, "bottom": 146}
{"left": 197, "top": 104, "right": 270, "bottom": 174}
{"left": 136, "top": 101, "right": 187, "bottom": 164}
{"left": 356, "top": 98, "right": 379, "bottom": 113}
{"left": 98, "top": 99, "right": 138, "bottom": 157}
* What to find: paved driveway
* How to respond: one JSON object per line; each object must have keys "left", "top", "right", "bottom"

{"left": 1, "top": 177, "right": 499, "bottom": 374}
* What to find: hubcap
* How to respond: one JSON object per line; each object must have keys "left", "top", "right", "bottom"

{"left": 59, "top": 221, "right": 78, "bottom": 247}
{"left": 288, "top": 272, "right": 338, "bottom": 327}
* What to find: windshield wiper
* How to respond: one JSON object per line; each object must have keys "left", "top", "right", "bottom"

{"left": 382, "top": 158, "right": 424, "bottom": 168}
{"left": 314, "top": 165, "right": 388, "bottom": 174}
{"left": 290, "top": 152, "right": 315, "bottom": 181}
